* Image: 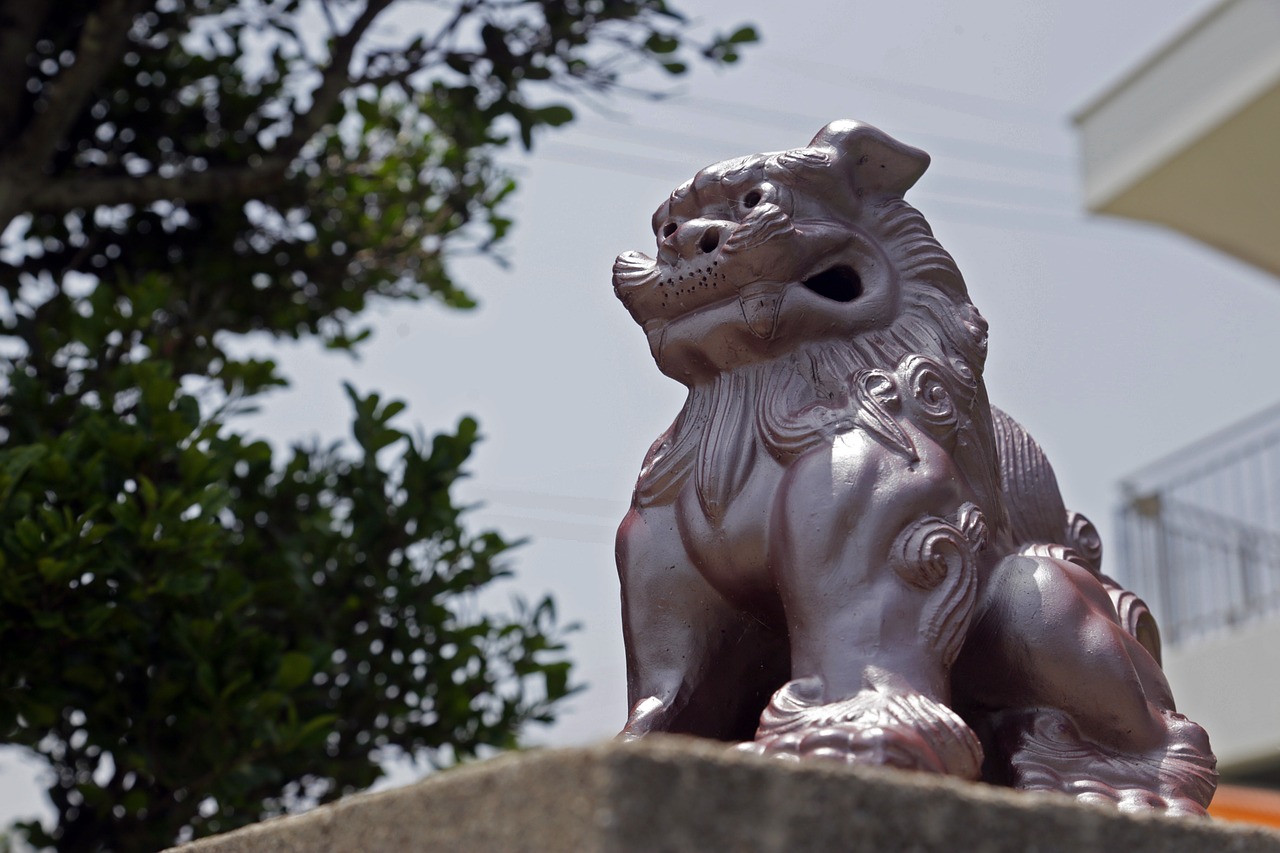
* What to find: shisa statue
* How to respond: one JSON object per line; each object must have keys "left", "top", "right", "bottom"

{"left": 611, "top": 120, "right": 1216, "bottom": 815}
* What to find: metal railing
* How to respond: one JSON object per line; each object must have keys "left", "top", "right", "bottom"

{"left": 1115, "top": 401, "right": 1280, "bottom": 646}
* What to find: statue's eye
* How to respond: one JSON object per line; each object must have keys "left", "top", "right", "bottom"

{"left": 742, "top": 190, "right": 763, "bottom": 209}
{"left": 661, "top": 222, "right": 678, "bottom": 238}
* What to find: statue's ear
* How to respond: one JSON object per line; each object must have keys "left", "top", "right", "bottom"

{"left": 808, "top": 120, "right": 930, "bottom": 196}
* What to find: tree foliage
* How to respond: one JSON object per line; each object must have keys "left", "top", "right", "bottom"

{"left": 0, "top": 0, "right": 757, "bottom": 850}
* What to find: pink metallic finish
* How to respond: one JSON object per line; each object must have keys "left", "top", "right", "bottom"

{"left": 613, "top": 121, "right": 1216, "bottom": 815}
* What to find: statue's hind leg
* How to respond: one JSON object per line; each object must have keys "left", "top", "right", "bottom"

{"left": 955, "top": 553, "right": 1216, "bottom": 815}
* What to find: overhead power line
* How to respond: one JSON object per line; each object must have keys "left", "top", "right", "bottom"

{"left": 572, "top": 118, "right": 1075, "bottom": 188}
{"left": 534, "top": 140, "right": 1083, "bottom": 237}
{"left": 665, "top": 95, "right": 1074, "bottom": 176}
{"left": 758, "top": 53, "right": 1062, "bottom": 126}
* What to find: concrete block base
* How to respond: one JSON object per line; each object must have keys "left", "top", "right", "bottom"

{"left": 166, "top": 736, "right": 1280, "bottom": 852}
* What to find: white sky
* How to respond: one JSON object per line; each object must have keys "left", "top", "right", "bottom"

{"left": 8, "top": 0, "right": 1280, "bottom": 834}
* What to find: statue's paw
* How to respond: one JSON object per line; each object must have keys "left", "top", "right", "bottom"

{"left": 617, "top": 695, "right": 670, "bottom": 741}
{"left": 998, "top": 708, "right": 1217, "bottom": 816}
{"left": 1061, "top": 780, "right": 1202, "bottom": 815}
{"left": 747, "top": 720, "right": 964, "bottom": 774}
{"left": 1046, "top": 782, "right": 1207, "bottom": 817}
{"left": 743, "top": 677, "right": 982, "bottom": 779}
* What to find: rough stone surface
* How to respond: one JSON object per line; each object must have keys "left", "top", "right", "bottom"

{"left": 164, "top": 737, "right": 1280, "bottom": 852}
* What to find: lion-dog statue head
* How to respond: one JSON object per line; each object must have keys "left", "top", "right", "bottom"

{"left": 615, "top": 120, "right": 1004, "bottom": 534}
{"left": 610, "top": 121, "right": 1216, "bottom": 815}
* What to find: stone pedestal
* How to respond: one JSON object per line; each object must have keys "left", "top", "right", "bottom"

{"left": 166, "top": 737, "right": 1280, "bottom": 852}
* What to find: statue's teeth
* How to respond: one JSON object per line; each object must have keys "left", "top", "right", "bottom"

{"left": 740, "top": 291, "right": 781, "bottom": 339}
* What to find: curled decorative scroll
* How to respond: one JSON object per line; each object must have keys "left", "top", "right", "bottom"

{"left": 1065, "top": 510, "right": 1103, "bottom": 574}
{"left": 850, "top": 368, "right": 914, "bottom": 460}
{"left": 1020, "top": 542, "right": 1090, "bottom": 571}
{"left": 947, "top": 356, "right": 978, "bottom": 397}
{"left": 888, "top": 505, "right": 983, "bottom": 666}
{"left": 1103, "top": 581, "right": 1162, "bottom": 668}
{"left": 957, "top": 502, "right": 989, "bottom": 555}
{"left": 889, "top": 515, "right": 969, "bottom": 592}
{"left": 896, "top": 354, "right": 958, "bottom": 438}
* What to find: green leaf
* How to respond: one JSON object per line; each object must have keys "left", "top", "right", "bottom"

{"left": 138, "top": 476, "right": 158, "bottom": 511}
{"left": 37, "top": 558, "right": 75, "bottom": 584}
{"left": 19, "top": 702, "right": 58, "bottom": 728}
{"left": 275, "top": 652, "right": 313, "bottom": 690}
{"left": 533, "top": 105, "right": 574, "bottom": 127}
{"left": 14, "top": 517, "right": 43, "bottom": 552}
{"left": 356, "top": 97, "right": 379, "bottom": 125}
{"left": 31, "top": 610, "right": 67, "bottom": 631}
{"left": 290, "top": 713, "right": 338, "bottom": 749}
{"left": 644, "top": 32, "right": 679, "bottom": 54}
{"left": 196, "top": 663, "right": 216, "bottom": 699}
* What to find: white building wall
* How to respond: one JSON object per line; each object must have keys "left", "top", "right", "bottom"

{"left": 1163, "top": 618, "right": 1280, "bottom": 774}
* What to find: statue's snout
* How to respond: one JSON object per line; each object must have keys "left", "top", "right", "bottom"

{"left": 657, "top": 217, "right": 733, "bottom": 265}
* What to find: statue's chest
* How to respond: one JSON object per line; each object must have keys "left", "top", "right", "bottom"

{"left": 673, "top": 426, "right": 787, "bottom": 607}
{"left": 634, "top": 369, "right": 826, "bottom": 610}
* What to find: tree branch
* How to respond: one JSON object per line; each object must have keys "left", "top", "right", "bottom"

{"left": 3, "top": 0, "right": 397, "bottom": 226}
{"left": 24, "top": 160, "right": 293, "bottom": 213}
{"left": 277, "top": 0, "right": 396, "bottom": 158}
{"left": 2, "top": 0, "right": 148, "bottom": 172}
{"left": 0, "top": 1, "right": 55, "bottom": 146}
{"left": 0, "top": 0, "right": 149, "bottom": 233}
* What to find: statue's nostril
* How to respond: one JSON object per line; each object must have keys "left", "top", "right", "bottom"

{"left": 661, "top": 222, "right": 678, "bottom": 239}
{"left": 698, "top": 227, "right": 721, "bottom": 254}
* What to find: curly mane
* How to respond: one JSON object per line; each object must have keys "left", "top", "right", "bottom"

{"left": 635, "top": 197, "right": 1008, "bottom": 533}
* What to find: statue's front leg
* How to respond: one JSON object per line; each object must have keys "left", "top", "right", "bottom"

{"left": 618, "top": 503, "right": 787, "bottom": 743}
{"left": 742, "top": 439, "right": 986, "bottom": 778}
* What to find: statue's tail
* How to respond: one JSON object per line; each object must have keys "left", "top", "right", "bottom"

{"left": 990, "top": 407, "right": 1163, "bottom": 666}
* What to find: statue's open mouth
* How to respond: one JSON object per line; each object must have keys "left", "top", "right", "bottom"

{"left": 736, "top": 264, "right": 863, "bottom": 340}
{"left": 801, "top": 265, "right": 862, "bottom": 303}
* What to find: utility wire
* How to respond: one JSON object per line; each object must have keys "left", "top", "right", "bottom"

{"left": 658, "top": 96, "right": 1075, "bottom": 175}
{"left": 758, "top": 53, "right": 1062, "bottom": 126}
{"left": 480, "top": 512, "right": 616, "bottom": 546}
{"left": 537, "top": 136, "right": 1076, "bottom": 207}
{"left": 472, "top": 486, "right": 628, "bottom": 520}
{"left": 573, "top": 117, "right": 1075, "bottom": 186}
{"left": 535, "top": 142, "right": 1084, "bottom": 237}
